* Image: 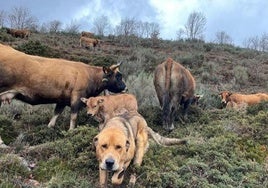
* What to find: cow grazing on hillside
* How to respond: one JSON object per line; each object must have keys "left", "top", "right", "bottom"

{"left": 219, "top": 91, "right": 268, "bottom": 109}
{"left": 80, "top": 36, "right": 100, "bottom": 50}
{"left": 6, "top": 28, "right": 30, "bottom": 39}
{"left": 81, "top": 31, "right": 94, "bottom": 38}
{"left": 154, "top": 58, "right": 196, "bottom": 131}
{"left": 81, "top": 93, "right": 138, "bottom": 130}
{"left": 0, "top": 43, "right": 127, "bottom": 130}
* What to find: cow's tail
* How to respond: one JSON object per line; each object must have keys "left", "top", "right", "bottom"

{"left": 162, "top": 58, "right": 173, "bottom": 120}
{"left": 147, "top": 127, "right": 187, "bottom": 146}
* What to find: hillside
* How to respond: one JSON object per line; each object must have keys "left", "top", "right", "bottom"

{"left": 0, "top": 29, "right": 267, "bottom": 187}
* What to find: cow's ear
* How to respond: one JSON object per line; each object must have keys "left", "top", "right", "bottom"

{"left": 97, "top": 98, "right": 104, "bottom": 104}
{"left": 80, "top": 97, "right": 88, "bottom": 104}
{"left": 103, "top": 66, "right": 111, "bottom": 74}
{"left": 126, "top": 140, "right": 130, "bottom": 152}
{"left": 93, "top": 136, "right": 98, "bottom": 147}
{"left": 228, "top": 92, "right": 232, "bottom": 96}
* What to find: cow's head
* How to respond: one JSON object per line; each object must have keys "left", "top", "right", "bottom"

{"left": 219, "top": 91, "right": 232, "bottom": 104}
{"left": 102, "top": 62, "right": 127, "bottom": 93}
{"left": 81, "top": 96, "right": 104, "bottom": 117}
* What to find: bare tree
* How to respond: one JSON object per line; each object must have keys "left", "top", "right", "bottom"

{"left": 115, "top": 17, "right": 136, "bottom": 36}
{"left": 259, "top": 32, "right": 268, "bottom": 52}
{"left": 243, "top": 36, "right": 259, "bottom": 50}
{"left": 8, "top": 6, "right": 37, "bottom": 29}
{"left": 64, "top": 20, "right": 80, "bottom": 34}
{"left": 149, "top": 22, "right": 160, "bottom": 39}
{"left": 48, "top": 20, "right": 62, "bottom": 33}
{"left": 93, "top": 15, "right": 111, "bottom": 36}
{"left": 215, "top": 31, "right": 233, "bottom": 45}
{"left": 176, "top": 28, "right": 185, "bottom": 40}
{"left": 184, "top": 11, "right": 206, "bottom": 40}
{"left": 0, "top": 10, "right": 5, "bottom": 28}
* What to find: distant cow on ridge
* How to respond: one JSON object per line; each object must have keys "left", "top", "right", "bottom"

{"left": 6, "top": 28, "right": 30, "bottom": 39}
{"left": 154, "top": 58, "right": 196, "bottom": 131}
{"left": 80, "top": 36, "right": 100, "bottom": 50}
{"left": 0, "top": 43, "right": 127, "bottom": 130}
{"left": 81, "top": 31, "right": 94, "bottom": 38}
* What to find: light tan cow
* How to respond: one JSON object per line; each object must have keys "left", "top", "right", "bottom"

{"left": 0, "top": 43, "right": 127, "bottom": 130}
{"left": 81, "top": 31, "right": 94, "bottom": 38}
{"left": 81, "top": 93, "right": 138, "bottom": 130}
{"left": 79, "top": 36, "right": 100, "bottom": 50}
{"left": 219, "top": 91, "right": 268, "bottom": 109}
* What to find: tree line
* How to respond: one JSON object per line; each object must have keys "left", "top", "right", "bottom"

{"left": 1, "top": 6, "right": 268, "bottom": 51}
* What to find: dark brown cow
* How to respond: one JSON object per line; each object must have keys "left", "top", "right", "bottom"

{"left": 0, "top": 43, "right": 127, "bottom": 130}
{"left": 154, "top": 58, "right": 196, "bottom": 131}
{"left": 6, "top": 28, "right": 30, "bottom": 39}
{"left": 81, "top": 31, "right": 94, "bottom": 38}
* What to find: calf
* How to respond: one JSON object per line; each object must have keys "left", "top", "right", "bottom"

{"left": 81, "top": 93, "right": 138, "bottom": 130}
{"left": 219, "top": 91, "right": 268, "bottom": 109}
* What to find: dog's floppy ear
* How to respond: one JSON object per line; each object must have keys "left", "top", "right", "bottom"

{"left": 80, "top": 97, "right": 88, "bottom": 104}
{"left": 126, "top": 140, "right": 130, "bottom": 152}
{"left": 97, "top": 98, "right": 104, "bottom": 104}
{"left": 93, "top": 136, "right": 98, "bottom": 147}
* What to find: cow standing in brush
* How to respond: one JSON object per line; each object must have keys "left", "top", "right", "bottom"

{"left": 154, "top": 58, "right": 196, "bottom": 131}
{"left": 0, "top": 43, "right": 127, "bottom": 130}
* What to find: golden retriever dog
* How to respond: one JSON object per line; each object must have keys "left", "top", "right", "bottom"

{"left": 93, "top": 112, "right": 187, "bottom": 187}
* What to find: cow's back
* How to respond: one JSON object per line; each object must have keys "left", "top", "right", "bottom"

{"left": 103, "top": 94, "right": 138, "bottom": 113}
{"left": 154, "top": 58, "right": 195, "bottom": 106}
{"left": 230, "top": 93, "right": 268, "bottom": 105}
{"left": 0, "top": 43, "right": 99, "bottom": 102}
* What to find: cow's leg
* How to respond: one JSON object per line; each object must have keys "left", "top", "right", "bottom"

{"left": 48, "top": 104, "right": 65, "bottom": 128}
{"left": 182, "top": 99, "right": 191, "bottom": 120}
{"left": 69, "top": 100, "right": 82, "bottom": 130}
{"left": 69, "top": 112, "right": 78, "bottom": 130}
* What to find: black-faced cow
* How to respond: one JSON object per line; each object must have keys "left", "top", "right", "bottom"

{"left": 154, "top": 58, "right": 196, "bottom": 131}
{"left": 0, "top": 43, "right": 127, "bottom": 130}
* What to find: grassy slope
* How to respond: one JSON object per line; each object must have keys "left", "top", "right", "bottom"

{"left": 0, "top": 30, "right": 267, "bottom": 187}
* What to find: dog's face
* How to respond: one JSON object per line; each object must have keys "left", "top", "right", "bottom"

{"left": 219, "top": 91, "right": 231, "bottom": 104}
{"left": 81, "top": 97, "right": 104, "bottom": 116}
{"left": 94, "top": 127, "right": 130, "bottom": 172}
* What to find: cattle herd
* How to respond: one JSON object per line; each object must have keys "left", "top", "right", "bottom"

{"left": 1, "top": 31, "right": 268, "bottom": 187}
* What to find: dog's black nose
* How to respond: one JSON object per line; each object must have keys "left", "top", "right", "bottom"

{"left": 105, "top": 158, "right": 115, "bottom": 170}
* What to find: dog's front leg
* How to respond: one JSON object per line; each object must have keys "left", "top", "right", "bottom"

{"left": 99, "top": 168, "right": 108, "bottom": 188}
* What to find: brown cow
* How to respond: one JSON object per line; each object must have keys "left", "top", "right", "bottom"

{"left": 80, "top": 36, "right": 100, "bottom": 50}
{"left": 94, "top": 112, "right": 187, "bottom": 187}
{"left": 81, "top": 93, "right": 138, "bottom": 129}
{"left": 6, "top": 28, "right": 30, "bottom": 39}
{"left": 154, "top": 58, "right": 196, "bottom": 131}
{"left": 219, "top": 91, "right": 268, "bottom": 109}
{"left": 81, "top": 31, "right": 94, "bottom": 38}
{"left": 0, "top": 43, "right": 127, "bottom": 130}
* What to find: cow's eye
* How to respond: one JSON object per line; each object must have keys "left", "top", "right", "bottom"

{"left": 93, "top": 105, "right": 97, "bottom": 108}
{"left": 101, "top": 144, "right": 108, "bottom": 149}
{"left": 115, "top": 145, "right": 122, "bottom": 150}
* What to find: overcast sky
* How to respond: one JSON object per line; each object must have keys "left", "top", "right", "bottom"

{"left": 1, "top": 0, "right": 268, "bottom": 46}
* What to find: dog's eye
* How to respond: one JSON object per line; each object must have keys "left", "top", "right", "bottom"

{"left": 115, "top": 145, "right": 122, "bottom": 150}
{"left": 101, "top": 144, "right": 108, "bottom": 149}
